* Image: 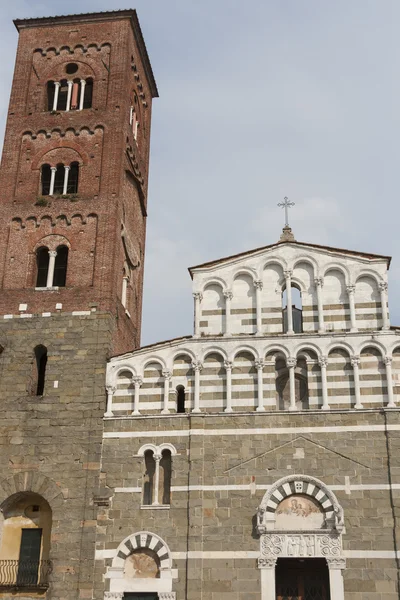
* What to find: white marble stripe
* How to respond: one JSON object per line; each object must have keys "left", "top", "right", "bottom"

{"left": 114, "top": 483, "right": 400, "bottom": 493}
{"left": 103, "top": 424, "right": 400, "bottom": 438}
{"left": 94, "top": 549, "right": 400, "bottom": 560}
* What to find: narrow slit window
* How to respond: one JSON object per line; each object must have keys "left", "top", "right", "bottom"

{"left": 143, "top": 450, "right": 155, "bottom": 506}
{"left": 34, "top": 345, "right": 47, "bottom": 396}
{"left": 176, "top": 385, "right": 185, "bottom": 413}
{"left": 57, "top": 80, "right": 68, "bottom": 112}
{"left": 53, "top": 245, "right": 68, "bottom": 287}
{"left": 47, "top": 82, "right": 55, "bottom": 112}
{"left": 36, "top": 247, "right": 49, "bottom": 288}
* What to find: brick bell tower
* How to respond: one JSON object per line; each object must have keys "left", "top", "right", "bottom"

{"left": 0, "top": 10, "right": 157, "bottom": 599}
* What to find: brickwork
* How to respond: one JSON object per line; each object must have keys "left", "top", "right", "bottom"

{"left": 0, "top": 10, "right": 158, "bottom": 354}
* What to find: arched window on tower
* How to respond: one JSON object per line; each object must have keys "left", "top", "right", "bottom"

{"left": 36, "top": 247, "right": 49, "bottom": 288}
{"left": 176, "top": 385, "right": 186, "bottom": 413}
{"left": 53, "top": 163, "right": 64, "bottom": 195}
{"left": 53, "top": 246, "right": 68, "bottom": 287}
{"left": 142, "top": 447, "right": 173, "bottom": 507}
{"left": 67, "top": 162, "right": 79, "bottom": 194}
{"left": 33, "top": 345, "right": 47, "bottom": 396}
{"left": 47, "top": 75, "right": 93, "bottom": 112}
{"left": 282, "top": 285, "right": 303, "bottom": 333}
{"left": 83, "top": 78, "right": 93, "bottom": 109}
{"left": 41, "top": 165, "right": 51, "bottom": 196}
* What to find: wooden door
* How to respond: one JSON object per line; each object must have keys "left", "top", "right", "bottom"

{"left": 276, "top": 560, "right": 329, "bottom": 600}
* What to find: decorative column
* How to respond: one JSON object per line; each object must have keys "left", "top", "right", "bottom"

{"left": 385, "top": 356, "right": 396, "bottom": 408}
{"left": 79, "top": 79, "right": 86, "bottom": 110}
{"left": 287, "top": 357, "right": 297, "bottom": 411}
{"left": 153, "top": 454, "right": 161, "bottom": 505}
{"left": 347, "top": 285, "right": 357, "bottom": 332}
{"left": 105, "top": 385, "right": 116, "bottom": 417}
{"left": 254, "top": 280, "right": 263, "bottom": 335}
{"left": 223, "top": 290, "right": 233, "bottom": 336}
{"left": 193, "top": 292, "right": 203, "bottom": 337}
{"left": 284, "top": 270, "right": 294, "bottom": 334}
{"left": 314, "top": 277, "right": 325, "bottom": 333}
{"left": 66, "top": 80, "right": 73, "bottom": 111}
{"left": 62, "top": 165, "right": 70, "bottom": 195}
{"left": 191, "top": 360, "right": 203, "bottom": 413}
{"left": 351, "top": 356, "right": 363, "bottom": 409}
{"left": 255, "top": 360, "right": 265, "bottom": 412}
{"left": 379, "top": 282, "right": 390, "bottom": 330}
{"left": 318, "top": 355, "right": 330, "bottom": 410}
{"left": 224, "top": 360, "right": 233, "bottom": 413}
{"left": 49, "top": 166, "right": 57, "bottom": 196}
{"left": 259, "top": 557, "right": 277, "bottom": 600}
{"left": 162, "top": 370, "right": 172, "bottom": 414}
{"left": 326, "top": 558, "right": 346, "bottom": 600}
{"left": 46, "top": 250, "right": 57, "bottom": 288}
{"left": 121, "top": 276, "right": 129, "bottom": 308}
{"left": 52, "top": 81, "right": 61, "bottom": 111}
{"left": 132, "top": 376, "right": 142, "bottom": 415}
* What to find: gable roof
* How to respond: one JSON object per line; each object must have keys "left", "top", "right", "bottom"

{"left": 188, "top": 239, "right": 391, "bottom": 278}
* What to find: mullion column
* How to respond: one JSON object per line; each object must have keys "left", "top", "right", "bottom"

{"left": 193, "top": 292, "right": 203, "bottom": 337}
{"left": 315, "top": 277, "right": 325, "bottom": 333}
{"left": 46, "top": 250, "right": 57, "bottom": 288}
{"left": 284, "top": 270, "right": 294, "bottom": 334}
{"left": 351, "top": 356, "right": 363, "bottom": 409}
{"left": 347, "top": 285, "right": 357, "bottom": 332}
{"left": 385, "top": 356, "right": 396, "bottom": 408}
{"left": 62, "top": 165, "right": 70, "bottom": 195}
{"left": 287, "top": 357, "right": 297, "bottom": 411}
{"left": 191, "top": 361, "right": 203, "bottom": 413}
{"left": 132, "top": 377, "right": 142, "bottom": 415}
{"left": 318, "top": 356, "right": 330, "bottom": 410}
{"left": 379, "top": 282, "right": 390, "bottom": 330}
{"left": 52, "top": 81, "right": 61, "bottom": 111}
{"left": 224, "top": 360, "right": 233, "bottom": 412}
{"left": 255, "top": 360, "right": 265, "bottom": 412}
{"left": 254, "top": 280, "right": 263, "bottom": 335}
{"left": 162, "top": 370, "right": 172, "bottom": 414}
{"left": 223, "top": 290, "right": 233, "bottom": 336}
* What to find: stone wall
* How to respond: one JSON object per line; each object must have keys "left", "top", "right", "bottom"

{"left": 0, "top": 312, "right": 113, "bottom": 600}
{"left": 98, "top": 409, "right": 400, "bottom": 600}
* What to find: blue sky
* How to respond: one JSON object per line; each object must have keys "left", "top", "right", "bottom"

{"left": 0, "top": 1, "right": 399, "bottom": 345}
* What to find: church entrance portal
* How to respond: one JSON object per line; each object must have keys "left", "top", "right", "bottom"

{"left": 275, "top": 558, "right": 330, "bottom": 600}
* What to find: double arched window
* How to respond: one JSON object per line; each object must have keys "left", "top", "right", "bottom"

{"left": 47, "top": 77, "right": 93, "bottom": 112}
{"left": 143, "top": 448, "right": 172, "bottom": 507}
{"left": 36, "top": 245, "right": 68, "bottom": 288}
{"left": 41, "top": 162, "right": 79, "bottom": 196}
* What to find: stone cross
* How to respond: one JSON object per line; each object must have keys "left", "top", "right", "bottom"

{"left": 278, "top": 196, "right": 295, "bottom": 227}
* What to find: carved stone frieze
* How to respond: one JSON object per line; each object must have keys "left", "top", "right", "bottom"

{"left": 104, "top": 593, "right": 124, "bottom": 600}
{"left": 326, "top": 557, "right": 346, "bottom": 570}
{"left": 259, "top": 532, "right": 343, "bottom": 560}
{"left": 258, "top": 557, "right": 277, "bottom": 569}
{"left": 158, "top": 593, "right": 176, "bottom": 600}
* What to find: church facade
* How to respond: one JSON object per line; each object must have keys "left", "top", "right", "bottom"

{"left": 0, "top": 9, "right": 398, "bottom": 600}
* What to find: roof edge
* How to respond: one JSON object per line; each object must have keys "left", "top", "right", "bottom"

{"left": 188, "top": 240, "right": 392, "bottom": 278}
{"left": 109, "top": 335, "right": 193, "bottom": 361}
{"left": 13, "top": 9, "right": 158, "bottom": 98}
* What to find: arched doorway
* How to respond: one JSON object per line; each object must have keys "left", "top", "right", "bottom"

{"left": 257, "top": 475, "right": 345, "bottom": 600}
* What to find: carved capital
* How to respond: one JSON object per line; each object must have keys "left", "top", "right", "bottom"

{"left": 224, "top": 360, "right": 233, "bottom": 371}
{"left": 314, "top": 277, "right": 324, "bottom": 288}
{"left": 346, "top": 285, "right": 355, "bottom": 295}
{"left": 48, "top": 250, "right": 57, "bottom": 258}
{"left": 379, "top": 281, "right": 388, "bottom": 293}
{"left": 385, "top": 356, "right": 393, "bottom": 366}
{"left": 193, "top": 292, "right": 203, "bottom": 302}
{"left": 223, "top": 290, "right": 233, "bottom": 300}
{"left": 284, "top": 269, "right": 293, "bottom": 279}
{"left": 133, "top": 376, "right": 143, "bottom": 388}
{"left": 162, "top": 370, "right": 173, "bottom": 381}
{"left": 258, "top": 556, "right": 277, "bottom": 569}
{"left": 106, "top": 385, "right": 116, "bottom": 394}
{"left": 191, "top": 360, "right": 203, "bottom": 373}
{"left": 318, "top": 356, "right": 328, "bottom": 369}
{"left": 326, "top": 557, "right": 346, "bottom": 570}
{"left": 287, "top": 357, "right": 297, "bottom": 369}
{"left": 254, "top": 279, "right": 263, "bottom": 291}
{"left": 104, "top": 594, "right": 124, "bottom": 600}
{"left": 255, "top": 360, "right": 265, "bottom": 371}
{"left": 350, "top": 356, "right": 360, "bottom": 368}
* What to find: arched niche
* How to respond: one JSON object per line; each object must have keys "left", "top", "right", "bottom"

{"left": 323, "top": 269, "right": 350, "bottom": 332}
{"left": 105, "top": 531, "right": 176, "bottom": 598}
{"left": 231, "top": 274, "right": 256, "bottom": 334}
{"left": 200, "top": 283, "right": 224, "bottom": 335}
{"left": 355, "top": 276, "right": 380, "bottom": 330}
